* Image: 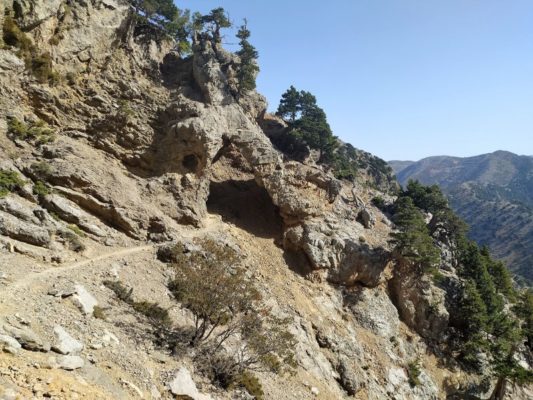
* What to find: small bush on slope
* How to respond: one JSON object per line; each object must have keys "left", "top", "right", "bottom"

{"left": 0, "top": 170, "right": 24, "bottom": 198}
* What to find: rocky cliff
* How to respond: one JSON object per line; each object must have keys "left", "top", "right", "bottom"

{"left": 0, "top": 2, "right": 531, "bottom": 400}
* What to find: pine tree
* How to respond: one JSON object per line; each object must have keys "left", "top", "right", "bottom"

{"left": 292, "top": 105, "right": 337, "bottom": 163}
{"left": 200, "top": 7, "right": 231, "bottom": 42}
{"left": 457, "top": 280, "right": 489, "bottom": 369}
{"left": 128, "top": 0, "right": 190, "bottom": 49}
{"left": 236, "top": 21, "right": 259, "bottom": 93}
{"left": 390, "top": 196, "right": 440, "bottom": 269}
{"left": 276, "top": 86, "right": 301, "bottom": 122}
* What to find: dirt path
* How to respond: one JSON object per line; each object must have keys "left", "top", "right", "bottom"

{"left": 1, "top": 245, "right": 154, "bottom": 295}
{"left": 0, "top": 216, "right": 225, "bottom": 297}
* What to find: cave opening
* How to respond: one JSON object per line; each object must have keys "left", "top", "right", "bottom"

{"left": 207, "top": 179, "right": 283, "bottom": 239}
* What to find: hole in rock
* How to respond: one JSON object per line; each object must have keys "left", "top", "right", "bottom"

{"left": 182, "top": 154, "right": 199, "bottom": 172}
{"left": 207, "top": 179, "right": 282, "bottom": 239}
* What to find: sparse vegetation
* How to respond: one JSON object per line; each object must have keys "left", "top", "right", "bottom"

{"left": 8, "top": 118, "right": 56, "bottom": 144}
{"left": 0, "top": 170, "right": 24, "bottom": 198}
{"left": 116, "top": 99, "right": 135, "bottom": 122}
{"left": 160, "top": 239, "right": 296, "bottom": 389}
{"left": 67, "top": 224, "right": 86, "bottom": 237}
{"left": 33, "top": 180, "right": 51, "bottom": 197}
{"left": 103, "top": 280, "right": 171, "bottom": 327}
{"left": 31, "top": 161, "right": 53, "bottom": 179}
{"left": 58, "top": 229, "right": 85, "bottom": 253}
{"left": 233, "top": 371, "right": 264, "bottom": 400}
{"left": 2, "top": 17, "right": 60, "bottom": 84}
{"left": 407, "top": 360, "right": 422, "bottom": 387}
{"left": 93, "top": 306, "right": 107, "bottom": 320}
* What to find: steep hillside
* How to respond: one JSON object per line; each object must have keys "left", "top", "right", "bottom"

{"left": 390, "top": 151, "right": 533, "bottom": 282}
{"left": 0, "top": 2, "right": 531, "bottom": 400}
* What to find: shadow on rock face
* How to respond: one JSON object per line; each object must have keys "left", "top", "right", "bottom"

{"left": 207, "top": 179, "right": 283, "bottom": 240}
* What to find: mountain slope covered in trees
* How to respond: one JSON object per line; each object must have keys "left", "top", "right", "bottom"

{"left": 389, "top": 151, "right": 533, "bottom": 282}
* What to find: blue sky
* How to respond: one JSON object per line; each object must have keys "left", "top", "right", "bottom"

{"left": 178, "top": 1, "right": 533, "bottom": 161}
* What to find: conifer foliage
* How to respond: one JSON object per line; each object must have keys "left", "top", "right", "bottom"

{"left": 391, "top": 180, "right": 533, "bottom": 398}
{"left": 236, "top": 20, "right": 260, "bottom": 92}
{"left": 276, "top": 87, "right": 338, "bottom": 163}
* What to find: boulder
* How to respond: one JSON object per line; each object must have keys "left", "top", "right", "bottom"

{"left": 52, "top": 325, "right": 84, "bottom": 355}
{"left": 0, "top": 334, "right": 21, "bottom": 354}
{"left": 72, "top": 284, "right": 98, "bottom": 315}
{"left": 2, "top": 324, "right": 50, "bottom": 352}
{"left": 357, "top": 208, "right": 376, "bottom": 229}
{"left": 168, "top": 367, "right": 212, "bottom": 400}
{"left": 284, "top": 219, "right": 390, "bottom": 287}
{"left": 57, "top": 355, "right": 84, "bottom": 370}
{"left": 0, "top": 211, "right": 51, "bottom": 247}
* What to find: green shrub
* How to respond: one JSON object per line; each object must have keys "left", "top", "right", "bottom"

{"left": 168, "top": 238, "right": 296, "bottom": 378}
{"left": 103, "top": 280, "right": 133, "bottom": 303}
{"left": 0, "top": 170, "right": 24, "bottom": 198}
{"left": 29, "top": 52, "right": 61, "bottom": 85}
{"left": 371, "top": 196, "right": 386, "bottom": 210}
{"left": 132, "top": 300, "right": 171, "bottom": 327}
{"left": 58, "top": 229, "right": 85, "bottom": 252}
{"left": 427, "top": 267, "right": 446, "bottom": 285}
{"left": 68, "top": 224, "right": 86, "bottom": 237}
{"left": 2, "top": 17, "right": 32, "bottom": 53}
{"left": 31, "top": 161, "right": 53, "bottom": 178}
{"left": 407, "top": 360, "right": 421, "bottom": 387}
{"left": 234, "top": 371, "right": 264, "bottom": 399}
{"left": 117, "top": 100, "right": 134, "bottom": 122}
{"left": 65, "top": 71, "right": 78, "bottom": 86}
{"left": 8, "top": 118, "right": 56, "bottom": 144}
{"left": 2, "top": 17, "right": 60, "bottom": 85}
{"left": 93, "top": 306, "right": 107, "bottom": 320}
{"left": 33, "top": 180, "right": 51, "bottom": 196}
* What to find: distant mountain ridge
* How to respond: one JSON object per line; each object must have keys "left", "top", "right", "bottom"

{"left": 389, "top": 151, "right": 533, "bottom": 283}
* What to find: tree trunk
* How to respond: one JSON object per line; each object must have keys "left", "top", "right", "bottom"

{"left": 489, "top": 376, "right": 507, "bottom": 400}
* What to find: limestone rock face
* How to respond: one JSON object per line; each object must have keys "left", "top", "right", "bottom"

{"left": 389, "top": 259, "right": 449, "bottom": 340}
{"left": 1, "top": 323, "right": 50, "bottom": 352}
{"left": 0, "top": 211, "right": 50, "bottom": 246}
{"left": 284, "top": 219, "right": 390, "bottom": 286}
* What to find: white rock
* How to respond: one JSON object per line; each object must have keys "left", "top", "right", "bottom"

{"left": 0, "top": 334, "right": 22, "bottom": 354}
{"left": 72, "top": 285, "right": 98, "bottom": 315}
{"left": 310, "top": 387, "right": 320, "bottom": 396}
{"left": 102, "top": 330, "right": 119, "bottom": 346}
{"left": 0, "top": 388, "right": 18, "bottom": 400}
{"left": 168, "top": 367, "right": 212, "bottom": 400}
{"left": 58, "top": 355, "right": 84, "bottom": 370}
{"left": 150, "top": 385, "right": 161, "bottom": 399}
{"left": 52, "top": 326, "right": 84, "bottom": 355}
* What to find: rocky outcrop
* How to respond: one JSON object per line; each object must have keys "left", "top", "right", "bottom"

{"left": 0, "top": 211, "right": 51, "bottom": 246}
{"left": 389, "top": 259, "right": 449, "bottom": 340}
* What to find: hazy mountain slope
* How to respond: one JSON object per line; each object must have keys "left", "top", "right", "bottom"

{"left": 390, "top": 151, "right": 533, "bottom": 282}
